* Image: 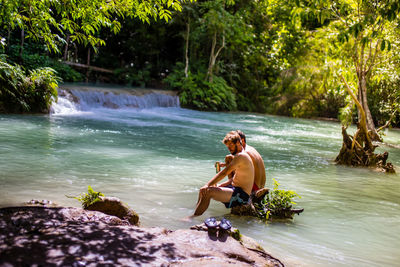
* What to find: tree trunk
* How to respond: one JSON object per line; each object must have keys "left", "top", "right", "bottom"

{"left": 206, "top": 33, "right": 225, "bottom": 83}
{"left": 206, "top": 32, "right": 217, "bottom": 83}
{"left": 19, "top": 28, "right": 24, "bottom": 63}
{"left": 6, "top": 25, "right": 11, "bottom": 53}
{"left": 184, "top": 19, "right": 190, "bottom": 78}
{"left": 336, "top": 75, "right": 395, "bottom": 173}
{"left": 86, "top": 47, "right": 91, "bottom": 83}
{"left": 358, "top": 74, "right": 381, "bottom": 141}
{"left": 63, "top": 34, "right": 70, "bottom": 61}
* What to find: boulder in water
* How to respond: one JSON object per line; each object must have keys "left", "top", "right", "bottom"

{"left": 85, "top": 196, "right": 140, "bottom": 226}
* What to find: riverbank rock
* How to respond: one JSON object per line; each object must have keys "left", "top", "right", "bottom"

{"left": 0, "top": 206, "right": 283, "bottom": 266}
{"left": 85, "top": 196, "right": 140, "bottom": 226}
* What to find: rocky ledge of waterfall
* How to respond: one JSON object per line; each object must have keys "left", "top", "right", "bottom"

{"left": 0, "top": 206, "right": 284, "bottom": 267}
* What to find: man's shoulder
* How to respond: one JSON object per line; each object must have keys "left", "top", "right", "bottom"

{"left": 237, "top": 151, "right": 252, "bottom": 161}
{"left": 246, "top": 145, "right": 261, "bottom": 156}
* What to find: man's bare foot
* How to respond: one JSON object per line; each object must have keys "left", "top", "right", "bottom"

{"left": 180, "top": 215, "right": 195, "bottom": 222}
{"left": 254, "top": 188, "right": 270, "bottom": 202}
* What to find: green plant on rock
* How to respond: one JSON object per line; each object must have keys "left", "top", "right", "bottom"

{"left": 72, "top": 186, "right": 105, "bottom": 209}
{"left": 231, "top": 228, "right": 242, "bottom": 241}
{"left": 255, "top": 179, "right": 301, "bottom": 220}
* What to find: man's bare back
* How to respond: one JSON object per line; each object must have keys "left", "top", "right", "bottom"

{"left": 226, "top": 151, "right": 254, "bottom": 195}
{"left": 245, "top": 144, "right": 266, "bottom": 190}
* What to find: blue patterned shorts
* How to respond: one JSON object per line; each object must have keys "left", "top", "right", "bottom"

{"left": 223, "top": 185, "right": 250, "bottom": 208}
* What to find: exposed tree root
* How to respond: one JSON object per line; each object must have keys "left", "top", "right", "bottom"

{"left": 335, "top": 125, "right": 395, "bottom": 173}
{"left": 338, "top": 74, "right": 396, "bottom": 173}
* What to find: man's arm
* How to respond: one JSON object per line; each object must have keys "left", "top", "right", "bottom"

{"left": 218, "top": 177, "right": 233, "bottom": 187}
{"left": 206, "top": 155, "right": 240, "bottom": 187}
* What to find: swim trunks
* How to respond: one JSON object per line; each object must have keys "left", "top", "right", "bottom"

{"left": 223, "top": 185, "right": 250, "bottom": 208}
{"left": 252, "top": 183, "right": 260, "bottom": 192}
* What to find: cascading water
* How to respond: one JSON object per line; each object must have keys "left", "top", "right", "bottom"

{"left": 51, "top": 86, "right": 180, "bottom": 115}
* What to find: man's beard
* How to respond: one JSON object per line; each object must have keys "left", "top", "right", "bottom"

{"left": 231, "top": 146, "right": 238, "bottom": 155}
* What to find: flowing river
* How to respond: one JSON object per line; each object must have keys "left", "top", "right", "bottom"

{"left": 1, "top": 85, "right": 399, "bottom": 266}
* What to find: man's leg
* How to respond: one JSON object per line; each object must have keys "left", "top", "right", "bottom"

{"left": 194, "top": 186, "right": 233, "bottom": 216}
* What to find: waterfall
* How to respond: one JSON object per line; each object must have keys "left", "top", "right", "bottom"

{"left": 51, "top": 86, "right": 180, "bottom": 115}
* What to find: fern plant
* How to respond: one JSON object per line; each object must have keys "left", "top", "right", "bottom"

{"left": 72, "top": 186, "right": 105, "bottom": 209}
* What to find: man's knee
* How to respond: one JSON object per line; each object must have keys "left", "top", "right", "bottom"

{"left": 200, "top": 186, "right": 212, "bottom": 199}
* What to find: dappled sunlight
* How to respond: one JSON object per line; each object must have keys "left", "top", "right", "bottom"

{"left": 0, "top": 207, "right": 178, "bottom": 266}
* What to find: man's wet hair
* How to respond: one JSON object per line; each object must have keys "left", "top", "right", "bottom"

{"left": 236, "top": 130, "right": 246, "bottom": 143}
{"left": 223, "top": 131, "right": 242, "bottom": 145}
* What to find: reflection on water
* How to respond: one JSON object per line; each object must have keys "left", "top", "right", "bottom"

{"left": 1, "top": 95, "right": 400, "bottom": 266}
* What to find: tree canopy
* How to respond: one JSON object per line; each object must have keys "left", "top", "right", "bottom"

{"left": 0, "top": 0, "right": 194, "bottom": 52}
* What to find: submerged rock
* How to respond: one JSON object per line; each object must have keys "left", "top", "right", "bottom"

{"left": 0, "top": 206, "right": 283, "bottom": 266}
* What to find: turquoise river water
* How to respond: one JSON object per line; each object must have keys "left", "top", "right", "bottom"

{"left": 0, "top": 87, "right": 399, "bottom": 266}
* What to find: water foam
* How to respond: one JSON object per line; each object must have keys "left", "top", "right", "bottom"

{"left": 51, "top": 88, "right": 180, "bottom": 115}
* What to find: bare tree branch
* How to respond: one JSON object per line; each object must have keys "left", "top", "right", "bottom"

{"left": 377, "top": 110, "right": 398, "bottom": 132}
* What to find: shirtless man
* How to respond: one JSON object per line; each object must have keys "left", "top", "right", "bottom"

{"left": 192, "top": 131, "right": 254, "bottom": 216}
{"left": 218, "top": 130, "right": 267, "bottom": 196}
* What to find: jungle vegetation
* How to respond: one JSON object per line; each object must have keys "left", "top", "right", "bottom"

{"left": 0, "top": 0, "right": 399, "bottom": 131}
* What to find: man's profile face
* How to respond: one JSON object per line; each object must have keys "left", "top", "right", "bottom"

{"left": 225, "top": 141, "right": 239, "bottom": 155}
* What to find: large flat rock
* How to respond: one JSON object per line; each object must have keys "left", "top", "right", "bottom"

{"left": 0, "top": 206, "right": 283, "bottom": 266}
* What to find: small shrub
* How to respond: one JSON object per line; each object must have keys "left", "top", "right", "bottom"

{"left": 0, "top": 57, "right": 60, "bottom": 113}
{"left": 255, "top": 179, "right": 301, "bottom": 220}
{"left": 70, "top": 186, "right": 105, "bottom": 209}
{"left": 165, "top": 64, "right": 237, "bottom": 111}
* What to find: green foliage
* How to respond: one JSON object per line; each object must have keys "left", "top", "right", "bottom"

{"left": 255, "top": 179, "right": 301, "bottom": 220}
{"left": 48, "top": 60, "right": 83, "bottom": 82}
{"left": 0, "top": 0, "right": 195, "bottom": 53}
{"left": 231, "top": 228, "right": 242, "bottom": 241}
{"left": 368, "top": 78, "right": 400, "bottom": 127}
{"left": 71, "top": 186, "right": 105, "bottom": 209}
{"left": 291, "top": 0, "right": 400, "bottom": 127}
{"left": 6, "top": 44, "right": 83, "bottom": 82}
{"left": 28, "top": 67, "right": 60, "bottom": 112}
{"left": 0, "top": 56, "right": 59, "bottom": 113}
{"left": 114, "top": 63, "right": 152, "bottom": 87}
{"left": 165, "top": 65, "right": 237, "bottom": 111}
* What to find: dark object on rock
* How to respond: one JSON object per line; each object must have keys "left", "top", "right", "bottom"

{"left": 204, "top": 217, "right": 218, "bottom": 229}
{"left": 219, "top": 218, "right": 232, "bottom": 231}
{"left": 85, "top": 196, "right": 139, "bottom": 226}
{"left": 0, "top": 206, "right": 283, "bottom": 266}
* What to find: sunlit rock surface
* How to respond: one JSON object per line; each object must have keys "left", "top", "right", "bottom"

{"left": 0, "top": 206, "right": 283, "bottom": 266}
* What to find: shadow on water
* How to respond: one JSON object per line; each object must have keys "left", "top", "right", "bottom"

{"left": 0, "top": 207, "right": 179, "bottom": 266}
